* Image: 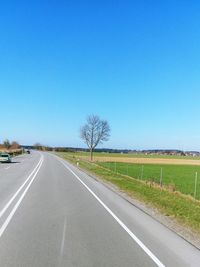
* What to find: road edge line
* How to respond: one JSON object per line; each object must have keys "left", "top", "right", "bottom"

{"left": 58, "top": 158, "right": 165, "bottom": 267}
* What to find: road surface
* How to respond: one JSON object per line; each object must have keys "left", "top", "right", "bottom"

{"left": 0, "top": 151, "right": 199, "bottom": 267}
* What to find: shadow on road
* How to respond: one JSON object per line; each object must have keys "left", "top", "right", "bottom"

{"left": 0, "top": 161, "right": 20, "bottom": 164}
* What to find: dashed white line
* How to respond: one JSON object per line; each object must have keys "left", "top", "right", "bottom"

{"left": 4, "top": 166, "right": 11, "bottom": 170}
{"left": 59, "top": 216, "right": 67, "bottom": 265}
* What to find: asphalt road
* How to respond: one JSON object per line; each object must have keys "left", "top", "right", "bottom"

{"left": 0, "top": 151, "right": 199, "bottom": 267}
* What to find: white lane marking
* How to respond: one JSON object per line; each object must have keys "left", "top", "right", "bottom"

{"left": 59, "top": 216, "right": 67, "bottom": 265}
{"left": 0, "top": 156, "right": 43, "bottom": 220}
{"left": 0, "top": 157, "right": 43, "bottom": 238}
{"left": 58, "top": 158, "right": 165, "bottom": 267}
{"left": 4, "top": 166, "right": 11, "bottom": 170}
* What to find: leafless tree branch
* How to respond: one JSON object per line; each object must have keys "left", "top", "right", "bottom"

{"left": 80, "top": 115, "right": 110, "bottom": 160}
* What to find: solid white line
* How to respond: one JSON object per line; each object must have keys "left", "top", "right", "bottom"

{"left": 58, "top": 158, "right": 165, "bottom": 267}
{"left": 0, "top": 157, "right": 43, "bottom": 238}
{"left": 0, "top": 155, "right": 43, "bottom": 220}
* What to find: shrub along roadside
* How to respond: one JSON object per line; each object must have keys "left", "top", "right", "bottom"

{"left": 56, "top": 152, "right": 200, "bottom": 234}
{"left": 0, "top": 149, "right": 23, "bottom": 157}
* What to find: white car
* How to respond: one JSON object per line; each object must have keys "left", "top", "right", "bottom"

{"left": 0, "top": 153, "right": 12, "bottom": 163}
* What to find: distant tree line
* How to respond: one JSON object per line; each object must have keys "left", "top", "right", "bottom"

{"left": 23, "top": 145, "right": 199, "bottom": 157}
{"left": 30, "top": 143, "right": 53, "bottom": 151}
{"left": 53, "top": 147, "right": 130, "bottom": 153}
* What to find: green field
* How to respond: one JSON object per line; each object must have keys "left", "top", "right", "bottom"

{"left": 98, "top": 162, "right": 200, "bottom": 200}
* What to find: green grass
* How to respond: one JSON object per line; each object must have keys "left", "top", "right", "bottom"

{"left": 98, "top": 162, "right": 200, "bottom": 200}
{"left": 55, "top": 152, "right": 200, "bottom": 234}
{"left": 69, "top": 151, "right": 200, "bottom": 160}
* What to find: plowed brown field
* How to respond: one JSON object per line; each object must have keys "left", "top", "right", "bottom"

{"left": 80, "top": 156, "right": 200, "bottom": 166}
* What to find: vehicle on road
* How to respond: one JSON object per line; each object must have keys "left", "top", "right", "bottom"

{"left": 0, "top": 153, "right": 12, "bottom": 163}
{"left": 27, "top": 150, "right": 31, "bottom": 154}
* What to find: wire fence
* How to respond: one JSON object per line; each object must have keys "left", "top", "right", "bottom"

{"left": 99, "top": 162, "right": 200, "bottom": 200}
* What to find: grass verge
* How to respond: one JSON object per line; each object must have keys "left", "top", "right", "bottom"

{"left": 56, "top": 152, "right": 200, "bottom": 235}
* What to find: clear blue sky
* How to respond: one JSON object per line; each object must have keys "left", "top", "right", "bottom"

{"left": 1, "top": 0, "right": 200, "bottom": 150}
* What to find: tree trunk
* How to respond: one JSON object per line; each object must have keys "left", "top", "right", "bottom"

{"left": 90, "top": 148, "right": 93, "bottom": 161}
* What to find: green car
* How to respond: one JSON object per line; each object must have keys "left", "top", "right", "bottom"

{"left": 0, "top": 153, "right": 12, "bottom": 163}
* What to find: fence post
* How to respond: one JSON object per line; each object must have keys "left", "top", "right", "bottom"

{"left": 194, "top": 172, "right": 198, "bottom": 199}
{"left": 160, "top": 167, "right": 163, "bottom": 187}
{"left": 114, "top": 162, "right": 117, "bottom": 173}
{"left": 141, "top": 165, "right": 144, "bottom": 180}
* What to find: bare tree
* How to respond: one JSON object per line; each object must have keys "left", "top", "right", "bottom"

{"left": 80, "top": 115, "right": 110, "bottom": 161}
